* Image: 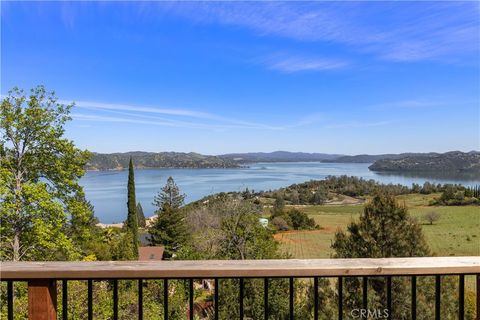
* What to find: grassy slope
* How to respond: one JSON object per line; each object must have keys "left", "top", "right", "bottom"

{"left": 276, "top": 194, "right": 480, "bottom": 259}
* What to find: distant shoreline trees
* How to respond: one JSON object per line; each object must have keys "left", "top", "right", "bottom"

{"left": 257, "top": 176, "right": 479, "bottom": 207}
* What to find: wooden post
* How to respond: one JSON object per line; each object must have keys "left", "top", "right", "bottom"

{"left": 28, "top": 280, "right": 57, "bottom": 320}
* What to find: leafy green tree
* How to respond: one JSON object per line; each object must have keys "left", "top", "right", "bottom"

{"left": 424, "top": 211, "right": 440, "bottom": 225}
{"left": 149, "top": 177, "right": 189, "bottom": 258}
{"left": 219, "top": 201, "right": 278, "bottom": 260}
{"left": 440, "top": 185, "right": 456, "bottom": 202}
{"left": 125, "top": 158, "right": 138, "bottom": 258}
{"left": 0, "top": 86, "right": 91, "bottom": 261}
{"left": 290, "top": 190, "right": 300, "bottom": 204}
{"left": 313, "top": 186, "right": 328, "bottom": 205}
{"left": 112, "top": 231, "right": 137, "bottom": 261}
{"left": 66, "top": 194, "right": 103, "bottom": 259}
{"left": 137, "top": 202, "right": 146, "bottom": 228}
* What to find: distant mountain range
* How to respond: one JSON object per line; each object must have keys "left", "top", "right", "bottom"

{"left": 85, "top": 150, "right": 480, "bottom": 173}
{"left": 86, "top": 152, "right": 240, "bottom": 170}
{"left": 219, "top": 151, "right": 342, "bottom": 163}
{"left": 368, "top": 151, "right": 480, "bottom": 173}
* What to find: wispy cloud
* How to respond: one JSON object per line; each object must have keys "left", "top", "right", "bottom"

{"left": 263, "top": 55, "right": 349, "bottom": 73}
{"left": 68, "top": 100, "right": 215, "bottom": 119}
{"left": 69, "top": 99, "right": 332, "bottom": 131}
{"left": 369, "top": 99, "right": 477, "bottom": 110}
{"left": 326, "top": 120, "right": 393, "bottom": 129}
{"left": 287, "top": 113, "right": 326, "bottom": 128}
{"left": 65, "top": 99, "right": 281, "bottom": 130}
{"left": 160, "top": 2, "right": 479, "bottom": 63}
{"left": 72, "top": 113, "right": 210, "bottom": 130}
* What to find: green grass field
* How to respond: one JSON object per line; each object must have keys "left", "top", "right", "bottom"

{"left": 275, "top": 194, "right": 479, "bottom": 259}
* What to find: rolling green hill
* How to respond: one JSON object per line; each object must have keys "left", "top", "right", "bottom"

{"left": 369, "top": 151, "right": 480, "bottom": 173}
{"left": 86, "top": 151, "right": 241, "bottom": 170}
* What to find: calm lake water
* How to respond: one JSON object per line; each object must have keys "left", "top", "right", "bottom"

{"left": 80, "top": 162, "right": 480, "bottom": 223}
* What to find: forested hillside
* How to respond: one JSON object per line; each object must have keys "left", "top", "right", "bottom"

{"left": 325, "top": 152, "right": 431, "bottom": 163}
{"left": 369, "top": 151, "right": 480, "bottom": 173}
{"left": 86, "top": 151, "right": 241, "bottom": 170}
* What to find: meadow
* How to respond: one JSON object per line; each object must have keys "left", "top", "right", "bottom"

{"left": 275, "top": 193, "right": 480, "bottom": 259}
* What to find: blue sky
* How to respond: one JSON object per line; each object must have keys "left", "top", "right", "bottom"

{"left": 2, "top": 1, "right": 479, "bottom": 155}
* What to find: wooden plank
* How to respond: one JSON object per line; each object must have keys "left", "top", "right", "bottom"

{"left": 28, "top": 280, "right": 57, "bottom": 320}
{"left": 2, "top": 257, "right": 479, "bottom": 280}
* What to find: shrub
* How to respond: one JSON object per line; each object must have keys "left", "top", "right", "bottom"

{"left": 271, "top": 217, "right": 290, "bottom": 231}
{"left": 287, "top": 209, "right": 317, "bottom": 230}
{"left": 424, "top": 212, "right": 440, "bottom": 225}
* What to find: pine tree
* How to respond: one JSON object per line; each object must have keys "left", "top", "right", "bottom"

{"left": 332, "top": 192, "right": 429, "bottom": 259}
{"left": 330, "top": 192, "right": 462, "bottom": 320}
{"left": 149, "top": 204, "right": 189, "bottom": 258}
{"left": 153, "top": 176, "right": 185, "bottom": 209}
{"left": 136, "top": 202, "right": 146, "bottom": 228}
{"left": 126, "top": 158, "right": 138, "bottom": 258}
{"left": 149, "top": 177, "right": 189, "bottom": 258}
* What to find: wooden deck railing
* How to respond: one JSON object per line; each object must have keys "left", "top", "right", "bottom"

{"left": 1, "top": 256, "right": 479, "bottom": 319}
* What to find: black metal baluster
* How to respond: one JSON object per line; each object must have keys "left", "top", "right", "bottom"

{"left": 138, "top": 279, "right": 143, "bottom": 320}
{"left": 476, "top": 275, "right": 479, "bottom": 320}
{"left": 435, "top": 276, "right": 441, "bottom": 320}
{"left": 7, "top": 280, "right": 13, "bottom": 320}
{"left": 411, "top": 276, "right": 416, "bottom": 320}
{"left": 189, "top": 279, "right": 194, "bottom": 320}
{"left": 239, "top": 278, "right": 244, "bottom": 320}
{"left": 363, "top": 277, "right": 368, "bottom": 310}
{"left": 164, "top": 279, "right": 168, "bottom": 320}
{"left": 88, "top": 280, "right": 93, "bottom": 320}
{"left": 62, "top": 280, "right": 68, "bottom": 320}
{"left": 314, "top": 277, "right": 319, "bottom": 320}
{"left": 387, "top": 276, "right": 392, "bottom": 320}
{"left": 215, "top": 279, "right": 219, "bottom": 320}
{"left": 113, "top": 279, "right": 118, "bottom": 320}
{"left": 264, "top": 278, "right": 268, "bottom": 320}
{"left": 289, "top": 277, "right": 294, "bottom": 320}
{"left": 338, "top": 277, "right": 343, "bottom": 320}
{"left": 459, "top": 275, "right": 464, "bottom": 320}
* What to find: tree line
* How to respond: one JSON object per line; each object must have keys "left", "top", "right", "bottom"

{"left": 255, "top": 176, "right": 479, "bottom": 206}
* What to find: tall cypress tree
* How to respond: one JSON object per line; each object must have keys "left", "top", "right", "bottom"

{"left": 136, "top": 202, "right": 146, "bottom": 228}
{"left": 126, "top": 157, "right": 138, "bottom": 258}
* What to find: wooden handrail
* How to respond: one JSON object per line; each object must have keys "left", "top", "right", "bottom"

{"left": 2, "top": 256, "right": 479, "bottom": 279}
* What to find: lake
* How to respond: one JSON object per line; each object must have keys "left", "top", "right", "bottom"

{"left": 80, "top": 162, "right": 480, "bottom": 223}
